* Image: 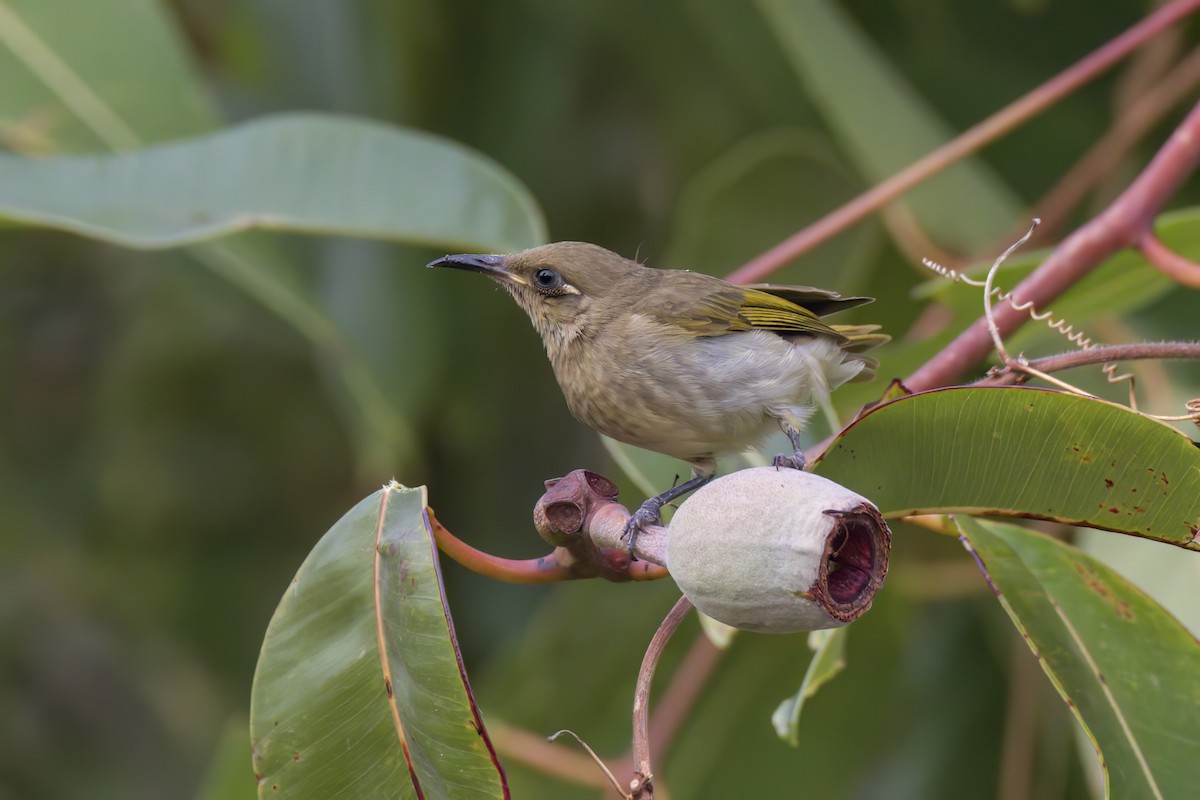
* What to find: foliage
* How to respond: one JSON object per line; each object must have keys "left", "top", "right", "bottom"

{"left": 2, "top": 1, "right": 1198, "bottom": 799}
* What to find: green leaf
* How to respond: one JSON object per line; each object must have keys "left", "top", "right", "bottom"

{"left": 771, "top": 626, "right": 849, "bottom": 746}
{"left": 196, "top": 718, "right": 257, "bottom": 800}
{"left": 696, "top": 613, "right": 740, "bottom": 650}
{"left": 0, "top": 0, "right": 216, "bottom": 151}
{"left": 813, "top": 387, "right": 1200, "bottom": 549}
{"left": 757, "top": 0, "right": 1021, "bottom": 251}
{"left": 601, "top": 433, "right": 786, "bottom": 507}
{"left": 0, "top": 1, "right": 545, "bottom": 475}
{"left": 663, "top": 127, "right": 881, "bottom": 288}
{"left": 0, "top": 2, "right": 449, "bottom": 475}
{"left": 251, "top": 483, "right": 508, "bottom": 799}
{"left": 601, "top": 435, "right": 689, "bottom": 501}
{"left": 956, "top": 517, "right": 1200, "bottom": 799}
{"left": 0, "top": 112, "right": 547, "bottom": 253}
{"left": 1077, "top": 527, "right": 1200, "bottom": 638}
{"left": 189, "top": 233, "right": 419, "bottom": 475}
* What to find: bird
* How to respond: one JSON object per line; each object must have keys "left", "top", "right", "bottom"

{"left": 429, "top": 242, "right": 887, "bottom": 544}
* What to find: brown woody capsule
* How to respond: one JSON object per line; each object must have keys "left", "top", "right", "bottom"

{"left": 665, "top": 467, "right": 890, "bottom": 633}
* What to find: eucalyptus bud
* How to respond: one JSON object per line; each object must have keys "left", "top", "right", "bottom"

{"left": 665, "top": 467, "right": 890, "bottom": 633}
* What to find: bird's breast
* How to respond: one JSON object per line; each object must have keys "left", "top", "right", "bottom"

{"left": 548, "top": 319, "right": 845, "bottom": 461}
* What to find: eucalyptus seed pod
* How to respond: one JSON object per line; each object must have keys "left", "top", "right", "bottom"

{"left": 665, "top": 467, "right": 890, "bottom": 633}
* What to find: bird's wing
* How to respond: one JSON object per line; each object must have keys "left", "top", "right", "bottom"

{"left": 647, "top": 275, "right": 844, "bottom": 339}
{"left": 744, "top": 284, "right": 874, "bottom": 317}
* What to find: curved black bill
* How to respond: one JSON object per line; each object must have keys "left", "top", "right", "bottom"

{"left": 427, "top": 253, "right": 524, "bottom": 284}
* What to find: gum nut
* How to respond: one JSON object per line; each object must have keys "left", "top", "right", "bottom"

{"left": 665, "top": 467, "right": 890, "bottom": 633}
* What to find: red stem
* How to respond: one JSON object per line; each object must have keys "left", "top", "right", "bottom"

{"left": 907, "top": 100, "right": 1200, "bottom": 390}
{"left": 1139, "top": 229, "right": 1200, "bottom": 287}
{"left": 631, "top": 596, "right": 694, "bottom": 799}
{"left": 725, "top": 0, "right": 1200, "bottom": 284}
{"left": 1029, "top": 44, "right": 1200, "bottom": 241}
{"left": 428, "top": 511, "right": 573, "bottom": 584}
{"left": 646, "top": 632, "right": 723, "bottom": 765}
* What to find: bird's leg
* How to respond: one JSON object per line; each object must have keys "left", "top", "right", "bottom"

{"left": 622, "top": 474, "right": 712, "bottom": 554}
{"left": 772, "top": 421, "right": 807, "bottom": 471}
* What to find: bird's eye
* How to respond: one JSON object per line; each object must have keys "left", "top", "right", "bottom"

{"left": 533, "top": 268, "right": 562, "bottom": 291}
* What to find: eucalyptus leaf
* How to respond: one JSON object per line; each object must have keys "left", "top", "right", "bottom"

{"left": 814, "top": 387, "right": 1200, "bottom": 549}
{"left": 664, "top": 127, "right": 880, "bottom": 288}
{"left": 957, "top": 517, "right": 1200, "bottom": 799}
{"left": 771, "top": 626, "right": 849, "bottom": 746}
{"left": 251, "top": 483, "right": 508, "bottom": 799}
{"left": 757, "top": 0, "right": 1022, "bottom": 251}
{"left": 0, "top": 0, "right": 216, "bottom": 151}
{"left": 0, "top": 2, "right": 546, "bottom": 475}
{"left": 0, "top": 113, "right": 546, "bottom": 253}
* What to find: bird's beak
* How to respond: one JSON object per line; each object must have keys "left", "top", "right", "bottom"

{"left": 427, "top": 253, "right": 528, "bottom": 286}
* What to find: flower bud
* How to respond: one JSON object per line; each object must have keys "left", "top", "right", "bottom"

{"left": 665, "top": 467, "right": 890, "bottom": 633}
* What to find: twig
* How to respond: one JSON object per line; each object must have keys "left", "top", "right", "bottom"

{"left": 546, "top": 730, "right": 630, "bottom": 798}
{"left": 881, "top": 202, "right": 963, "bottom": 270}
{"left": 907, "top": 99, "right": 1200, "bottom": 391}
{"left": 1112, "top": 14, "right": 1185, "bottom": 116}
{"left": 725, "top": 0, "right": 1200, "bottom": 284}
{"left": 974, "top": 341, "right": 1200, "bottom": 386}
{"left": 647, "top": 632, "right": 724, "bottom": 765}
{"left": 488, "top": 721, "right": 614, "bottom": 790}
{"left": 533, "top": 470, "right": 672, "bottom": 579}
{"left": 981, "top": 220, "right": 1043, "bottom": 366}
{"left": 925, "top": 227, "right": 1200, "bottom": 414}
{"left": 1029, "top": 44, "right": 1200, "bottom": 241}
{"left": 1139, "top": 229, "right": 1200, "bottom": 287}
{"left": 998, "top": 639, "right": 1041, "bottom": 800}
{"left": 631, "top": 596, "right": 694, "bottom": 799}
{"left": 428, "top": 511, "right": 574, "bottom": 584}
{"left": 428, "top": 473, "right": 672, "bottom": 584}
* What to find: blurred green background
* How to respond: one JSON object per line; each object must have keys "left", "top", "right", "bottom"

{"left": 2, "top": 1, "right": 1198, "bottom": 798}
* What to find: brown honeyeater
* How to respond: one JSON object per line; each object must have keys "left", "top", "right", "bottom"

{"left": 429, "top": 242, "right": 888, "bottom": 540}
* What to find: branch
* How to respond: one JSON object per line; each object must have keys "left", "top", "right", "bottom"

{"left": 429, "top": 472, "right": 671, "bottom": 584}
{"left": 974, "top": 341, "right": 1200, "bottom": 386}
{"left": 630, "top": 595, "right": 694, "bottom": 800}
{"left": 1029, "top": 44, "right": 1200, "bottom": 241}
{"left": 429, "top": 511, "right": 574, "bottom": 584}
{"left": 647, "top": 632, "right": 723, "bottom": 769}
{"left": 488, "top": 721, "right": 613, "bottom": 790}
{"left": 725, "top": 0, "right": 1200, "bottom": 284}
{"left": 907, "top": 99, "right": 1200, "bottom": 391}
{"left": 1139, "top": 229, "right": 1200, "bottom": 287}
{"left": 533, "top": 470, "right": 670, "bottom": 579}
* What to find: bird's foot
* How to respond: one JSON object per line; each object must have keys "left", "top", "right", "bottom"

{"left": 774, "top": 421, "right": 808, "bottom": 471}
{"left": 621, "top": 474, "right": 712, "bottom": 558}
{"left": 772, "top": 450, "right": 807, "bottom": 471}
{"left": 621, "top": 500, "right": 664, "bottom": 558}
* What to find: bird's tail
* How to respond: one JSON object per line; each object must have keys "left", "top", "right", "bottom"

{"left": 831, "top": 324, "right": 889, "bottom": 382}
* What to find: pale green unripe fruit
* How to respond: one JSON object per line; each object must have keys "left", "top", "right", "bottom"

{"left": 665, "top": 467, "right": 890, "bottom": 633}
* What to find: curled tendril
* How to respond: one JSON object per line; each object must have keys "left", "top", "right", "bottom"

{"left": 921, "top": 220, "right": 1200, "bottom": 425}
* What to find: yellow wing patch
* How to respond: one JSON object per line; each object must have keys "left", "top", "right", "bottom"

{"left": 735, "top": 288, "right": 841, "bottom": 338}
{"left": 653, "top": 284, "right": 842, "bottom": 339}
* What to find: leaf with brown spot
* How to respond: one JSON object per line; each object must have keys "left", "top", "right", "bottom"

{"left": 958, "top": 518, "right": 1200, "bottom": 799}
{"left": 814, "top": 387, "right": 1200, "bottom": 549}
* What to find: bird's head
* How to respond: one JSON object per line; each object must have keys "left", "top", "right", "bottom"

{"left": 429, "top": 241, "right": 644, "bottom": 348}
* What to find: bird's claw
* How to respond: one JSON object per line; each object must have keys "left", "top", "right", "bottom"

{"left": 621, "top": 501, "right": 664, "bottom": 558}
{"left": 772, "top": 451, "right": 807, "bottom": 471}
